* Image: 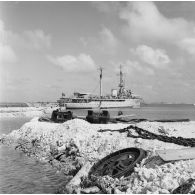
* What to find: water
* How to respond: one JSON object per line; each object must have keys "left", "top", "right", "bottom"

{"left": 0, "top": 118, "right": 31, "bottom": 134}
{"left": 0, "top": 118, "right": 69, "bottom": 194}
{"left": 0, "top": 104, "right": 195, "bottom": 193}
{"left": 72, "top": 104, "right": 195, "bottom": 121}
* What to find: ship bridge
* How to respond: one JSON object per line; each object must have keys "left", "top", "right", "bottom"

{"left": 73, "top": 92, "right": 92, "bottom": 98}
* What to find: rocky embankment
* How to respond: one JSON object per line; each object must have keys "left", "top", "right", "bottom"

{"left": 0, "top": 107, "right": 57, "bottom": 118}
{"left": 1, "top": 118, "right": 195, "bottom": 193}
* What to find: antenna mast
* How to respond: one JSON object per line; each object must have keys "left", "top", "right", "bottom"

{"left": 119, "top": 65, "right": 124, "bottom": 88}
{"left": 99, "top": 67, "right": 103, "bottom": 98}
{"left": 118, "top": 65, "right": 125, "bottom": 96}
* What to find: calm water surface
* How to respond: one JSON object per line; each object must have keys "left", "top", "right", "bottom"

{"left": 73, "top": 104, "right": 195, "bottom": 121}
{"left": 0, "top": 118, "right": 69, "bottom": 194}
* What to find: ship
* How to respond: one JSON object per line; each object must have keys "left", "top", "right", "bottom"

{"left": 57, "top": 66, "right": 143, "bottom": 109}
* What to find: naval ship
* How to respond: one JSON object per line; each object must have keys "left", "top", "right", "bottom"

{"left": 57, "top": 66, "right": 143, "bottom": 109}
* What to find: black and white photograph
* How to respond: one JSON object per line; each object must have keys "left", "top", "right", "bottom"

{"left": 1, "top": 1, "right": 195, "bottom": 194}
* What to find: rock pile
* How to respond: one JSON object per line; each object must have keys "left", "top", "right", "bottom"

{"left": 80, "top": 159, "right": 195, "bottom": 194}
{"left": 0, "top": 106, "right": 58, "bottom": 118}
{"left": 1, "top": 118, "right": 195, "bottom": 193}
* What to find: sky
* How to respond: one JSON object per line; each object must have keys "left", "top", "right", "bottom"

{"left": 1, "top": 1, "right": 195, "bottom": 103}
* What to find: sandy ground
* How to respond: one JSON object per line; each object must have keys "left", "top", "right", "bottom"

{"left": 1, "top": 117, "right": 195, "bottom": 193}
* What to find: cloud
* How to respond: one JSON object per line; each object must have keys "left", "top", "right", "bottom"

{"left": 23, "top": 30, "right": 51, "bottom": 50}
{"left": 5, "top": 77, "right": 31, "bottom": 86}
{"left": 0, "top": 20, "right": 5, "bottom": 34}
{"left": 119, "top": 2, "right": 192, "bottom": 42}
{"left": 8, "top": 29, "right": 51, "bottom": 51}
{"left": 0, "top": 20, "right": 17, "bottom": 63}
{"left": 94, "top": 2, "right": 195, "bottom": 57}
{"left": 1, "top": 18, "right": 51, "bottom": 54}
{"left": 91, "top": 2, "right": 122, "bottom": 14}
{"left": 81, "top": 27, "right": 118, "bottom": 54}
{"left": 125, "top": 60, "right": 155, "bottom": 76}
{"left": 0, "top": 43, "right": 17, "bottom": 63}
{"left": 99, "top": 28, "right": 118, "bottom": 49}
{"left": 178, "top": 38, "right": 195, "bottom": 55}
{"left": 47, "top": 53, "right": 97, "bottom": 72}
{"left": 94, "top": 2, "right": 195, "bottom": 56}
{"left": 132, "top": 45, "right": 170, "bottom": 68}
{"left": 114, "top": 59, "right": 154, "bottom": 77}
{"left": 118, "top": 1, "right": 195, "bottom": 57}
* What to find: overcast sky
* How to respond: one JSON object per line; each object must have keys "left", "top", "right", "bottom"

{"left": 1, "top": 1, "right": 195, "bottom": 103}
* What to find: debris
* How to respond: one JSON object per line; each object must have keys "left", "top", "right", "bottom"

{"left": 80, "top": 186, "right": 100, "bottom": 194}
{"left": 89, "top": 148, "right": 147, "bottom": 178}
{"left": 38, "top": 116, "right": 52, "bottom": 122}
{"left": 118, "top": 111, "right": 123, "bottom": 116}
{"left": 134, "top": 138, "right": 142, "bottom": 144}
{"left": 66, "top": 162, "right": 93, "bottom": 193}
{"left": 114, "top": 188, "right": 124, "bottom": 194}
{"left": 172, "top": 178, "right": 195, "bottom": 194}
{"left": 158, "top": 126, "right": 169, "bottom": 135}
{"left": 125, "top": 160, "right": 193, "bottom": 193}
{"left": 191, "top": 159, "right": 195, "bottom": 172}
{"left": 144, "top": 156, "right": 165, "bottom": 168}
{"left": 88, "top": 175, "right": 115, "bottom": 194}
{"left": 156, "top": 148, "right": 195, "bottom": 161}
{"left": 99, "top": 125, "right": 195, "bottom": 147}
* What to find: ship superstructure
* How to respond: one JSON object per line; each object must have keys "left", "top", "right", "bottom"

{"left": 57, "top": 66, "right": 142, "bottom": 109}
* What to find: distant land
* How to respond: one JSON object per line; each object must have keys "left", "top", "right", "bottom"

{"left": 0, "top": 102, "right": 29, "bottom": 107}
{"left": 141, "top": 102, "right": 194, "bottom": 107}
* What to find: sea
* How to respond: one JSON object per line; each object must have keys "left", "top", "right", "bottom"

{"left": 0, "top": 104, "right": 195, "bottom": 193}
{"left": 0, "top": 118, "right": 69, "bottom": 193}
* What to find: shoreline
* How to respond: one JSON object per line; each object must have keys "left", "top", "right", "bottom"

{"left": 0, "top": 107, "right": 57, "bottom": 118}
{"left": 1, "top": 106, "right": 195, "bottom": 121}
{"left": 1, "top": 117, "right": 195, "bottom": 193}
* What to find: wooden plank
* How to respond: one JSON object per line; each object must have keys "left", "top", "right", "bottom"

{"left": 66, "top": 162, "right": 93, "bottom": 193}
{"left": 156, "top": 147, "right": 195, "bottom": 161}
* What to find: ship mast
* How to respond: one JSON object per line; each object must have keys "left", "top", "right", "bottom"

{"left": 99, "top": 67, "right": 103, "bottom": 98}
{"left": 118, "top": 65, "right": 124, "bottom": 95}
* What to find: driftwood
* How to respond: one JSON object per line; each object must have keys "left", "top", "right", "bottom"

{"left": 156, "top": 147, "right": 195, "bottom": 161}
{"left": 66, "top": 161, "right": 93, "bottom": 193}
